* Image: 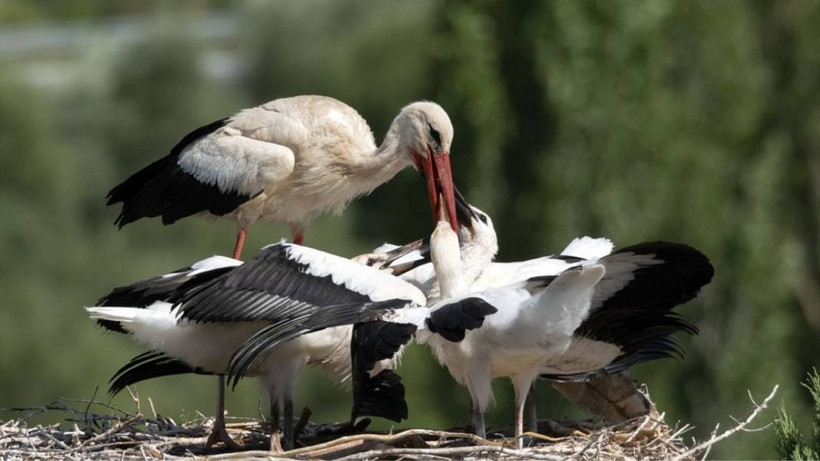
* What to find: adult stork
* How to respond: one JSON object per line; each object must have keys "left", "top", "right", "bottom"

{"left": 86, "top": 240, "right": 495, "bottom": 451}
{"left": 107, "top": 96, "right": 459, "bottom": 259}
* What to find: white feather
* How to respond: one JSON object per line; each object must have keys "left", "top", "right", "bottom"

{"left": 280, "top": 243, "right": 426, "bottom": 305}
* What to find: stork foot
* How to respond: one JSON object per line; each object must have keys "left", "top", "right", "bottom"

{"left": 269, "top": 430, "right": 284, "bottom": 453}
{"left": 205, "top": 423, "right": 241, "bottom": 450}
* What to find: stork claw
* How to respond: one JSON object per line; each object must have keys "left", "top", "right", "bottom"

{"left": 205, "top": 422, "right": 241, "bottom": 450}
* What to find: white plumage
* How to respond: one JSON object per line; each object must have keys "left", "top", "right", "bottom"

{"left": 87, "top": 236, "right": 497, "bottom": 451}
{"left": 359, "top": 202, "right": 711, "bottom": 447}
{"left": 108, "top": 96, "right": 459, "bottom": 259}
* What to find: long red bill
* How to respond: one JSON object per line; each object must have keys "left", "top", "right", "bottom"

{"left": 432, "top": 150, "right": 458, "bottom": 233}
{"left": 416, "top": 151, "right": 439, "bottom": 224}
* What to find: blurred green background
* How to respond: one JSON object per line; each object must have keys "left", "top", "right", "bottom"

{"left": 1, "top": 1, "right": 818, "bottom": 458}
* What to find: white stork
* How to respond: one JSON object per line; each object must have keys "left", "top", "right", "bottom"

{"left": 86, "top": 239, "right": 495, "bottom": 451}
{"left": 353, "top": 200, "right": 713, "bottom": 447}
{"left": 107, "top": 96, "right": 459, "bottom": 259}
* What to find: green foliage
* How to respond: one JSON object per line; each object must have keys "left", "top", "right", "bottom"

{"left": 775, "top": 369, "right": 820, "bottom": 460}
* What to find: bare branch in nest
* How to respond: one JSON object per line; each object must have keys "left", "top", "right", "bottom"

{"left": 0, "top": 386, "right": 780, "bottom": 460}
{"left": 672, "top": 384, "right": 779, "bottom": 461}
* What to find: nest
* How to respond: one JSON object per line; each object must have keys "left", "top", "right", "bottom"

{"left": 0, "top": 385, "right": 777, "bottom": 460}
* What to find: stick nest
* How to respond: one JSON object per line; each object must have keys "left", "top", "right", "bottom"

{"left": 0, "top": 385, "right": 777, "bottom": 460}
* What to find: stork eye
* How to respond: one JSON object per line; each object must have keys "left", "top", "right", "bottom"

{"left": 428, "top": 123, "right": 441, "bottom": 147}
{"left": 478, "top": 213, "right": 488, "bottom": 224}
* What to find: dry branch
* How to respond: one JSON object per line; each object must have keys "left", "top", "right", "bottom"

{"left": 0, "top": 385, "right": 779, "bottom": 460}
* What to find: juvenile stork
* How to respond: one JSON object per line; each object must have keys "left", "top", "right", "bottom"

{"left": 107, "top": 96, "right": 458, "bottom": 258}
{"left": 354, "top": 201, "right": 714, "bottom": 447}
{"left": 86, "top": 240, "right": 495, "bottom": 451}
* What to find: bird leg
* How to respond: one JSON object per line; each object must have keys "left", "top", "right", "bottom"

{"left": 470, "top": 400, "right": 486, "bottom": 439}
{"left": 526, "top": 381, "right": 539, "bottom": 432}
{"left": 292, "top": 232, "right": 304, "bottom": 245}
{"left": 293, "top": 407, "right": 311, "bottom": 440}
{"left": 269, "top": 400, "right": 282, "bottom": 453}
{"left": 512, "top": 377, "right": 538, "bottom": 450}
{"left": 232, "top": 227, "right": 248, "bottom": 260}
{"left": 205, "top": 376, "right": 240, "bottom": 449}
{"left": 513, "top": 392, "right": 527, "bottom": 449}
{"left": 283, "top": 396, "right": 295, "bottom": 450}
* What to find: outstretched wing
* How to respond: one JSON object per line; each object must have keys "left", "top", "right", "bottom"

{"left": 94, "top": 256, "right": 241, "bottom": 333}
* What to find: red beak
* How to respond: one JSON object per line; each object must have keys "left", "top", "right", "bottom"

{"left": 415, "top": 148, "right": 458, "bottom": 233}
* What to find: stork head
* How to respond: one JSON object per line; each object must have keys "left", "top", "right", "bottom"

{"left": 454, "top": 191, "right": 499, "bottom": 269}
{"left": 393, "top": 101, "right": 457, "bottom": 233}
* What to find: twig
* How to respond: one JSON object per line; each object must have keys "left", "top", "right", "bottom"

{"left": 624, "top": 415, "right": 652, "bottom": 443}
{"left": 82, "top": 386, "right": 100, "bottom": 429}
{"left": 337, "top": 445, "right": 565, "bottom": 460}
{"left": 126, "top": 387, "right": 141, "bottom": 415}
{"left": 148, "top": 398, "right": 157, "bottom": 421}
{"left": 672, "top": 385, "right": 778, "bottom": 461}
{"left": 66, "top": 414, "right": 143, "bottom": 453}
{"left": 699, "top": 423, "right": 719, "bottom": 461}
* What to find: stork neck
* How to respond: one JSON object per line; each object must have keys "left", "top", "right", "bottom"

{"left": 375, "top": 121, "right": 403, "bottom": 157}
{"left": 431, "top": 222, "right": 468, "bottom": 299}
{"left": 352, "top": 124, "right": 409, "bottom": 188}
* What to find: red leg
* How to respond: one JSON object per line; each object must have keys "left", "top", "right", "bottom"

{"left": 232, "top": 227, "right": 247, "bottom": 260}
{"left": 293, "top": 232, "right": 304, "bottom": 245}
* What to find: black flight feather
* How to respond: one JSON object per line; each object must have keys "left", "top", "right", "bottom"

{"left": 541, "top": 241, "right": 712, "bottom": 382}
{"left": 93, "top": 263, "right": 236, "bottom": 333}
{"left": 177, "top": 244, "right": 374, "bottom": 324}
{"left": 107, "top": 118, "right": 255, "bottom": 228}
{"left": 425, "top": 297, "right": 498, "bottom": 342}
{"left": 108, "top": 351, "right": 212, "bottom": 395}
{"left": 226, "top": 298, "right": 412, "bottom": 387}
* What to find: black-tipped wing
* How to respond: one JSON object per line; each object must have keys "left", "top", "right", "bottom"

{"left": 425, "top": 297, "right": 498, "bottom": 342}
{"left": 226, "top": 298, "right": 412, "bottom": 386}
{"left": 94, "top": 256, "right": 240, "bottom": 333}
{"left": 577, "top": 241, "right": 711, "bottom": 351}
{"left": 541, "top": 336, "right": 687, "bottom": 383}
{"left": 107, "top": 118, "right": 255, "bottom": 227}
{"left": 108, "top": 351, "right": 212, "bottom": 395}
{"left": 177, "top": 243, "right": 424, "bottom": 324}
{"left": 546, "top": 241, "right": 712, "bottom": 380}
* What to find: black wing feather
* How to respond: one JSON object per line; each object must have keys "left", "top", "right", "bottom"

{"left": 542, "top": 242, "right": 712, "bottom": 382}
{"left": 107, "top": 118, "right": 255, "bottom": 227}
{"left": 425, "top": 297, "right": 498, "bottom": 342}
{"left": 351, "top": 369, "right": 407, "bottom": 423}
{"left": 178, "top": 244, "right": 374, "bottom": 324}
{"left": 575, "top": 241, "right": 712, "bottom": 354}
{"left": 226, "top": 298, "right": 412, "bottom": 387}
{"left": 108, "top": 351, "right": 212, "bottom": 395}
{"left": 93, "top": 263, "right": 236, "bottom": 333}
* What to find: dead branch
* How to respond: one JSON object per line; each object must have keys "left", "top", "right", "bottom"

{"left": 672, "top": 384, "right": 779, "bottom": 461}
